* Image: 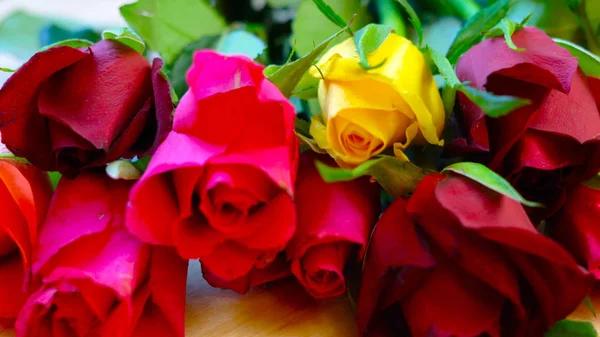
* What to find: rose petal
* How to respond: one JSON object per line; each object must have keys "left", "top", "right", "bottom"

{"left": 0, "top": 46, "right": 88, "bottom": 170}
{"left": 0, "top": 253, "right": 27, "bottom": 320}
{"left": 37, "top": 40, "right": 152, "bottom": 152}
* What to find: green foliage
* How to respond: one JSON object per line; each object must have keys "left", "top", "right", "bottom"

{"left": 393, "top": 0, "right": 423, "bottom": 46}
{"left": 102, "top": 27, "right": 145, "bottom": 54}
{"left": 555, "top": 38, "right": 600, "bottom": 78}
{"left": 267, "top": 25, "right": 350, "bottom": 97}
{"left": 39, "top": 39, "right": 94, "bottom": 52}
{"left": 584, "top": 174, "right": 600, "bottom": 190}
{"left": 120, "top": 0, "right": 226, "bottom": 63}
{"left": 48, "top": 172, "right": 62, "bottom": 190}
{"left": 354, "top": 24, "right": 392, "bottom": 69}
{"left": 446, "top": 0, "right": 511, "bottom": 64}
{"left": 545, "top": 320, "right": 598, "bottom": 337}
{"left": 316, "top": 156, "right": 433, "bottom": 198}
{"left": 443, "top": 162, "right": 543, "bottom": 208}
{"left": 0, "top": 68, "right": 14, "bottom": 72}
{"left": 459, "top": 86, "right": 530, "bottom": 118}
{"left": 485, "top": 15, "right": 531, "bottom": 51}
{"left": 311, "top": 0, "right": 349, "bottom": 31}
{"left": 291, "top": 0, "right": 372, "bottom": 56}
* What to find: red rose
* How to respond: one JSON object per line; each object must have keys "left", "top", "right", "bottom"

{"left": 201, "top": 253, "right": 291, "bottom": 295}
{"left": 16, "top": 173, "right": 187, "bottom": 337}
{"left": 451, "top": 27, "right": 600, "bottom": 218}
{"left": 356, "top": 174, "right": 593, "bottom": 337}
{"left": 549, "top": 183, "right": 600, "bottom": 279}
{"left": 0, "top": 159, "right": 52, "bottom": 328}
{"left": 0, "top": 40, "right": 173, "bottom": 175}
{"left": 126, "top": 51, "right": 298, "bottom": 283}
{"left": 287, "top": 153, "right": 380, "bottom": 299}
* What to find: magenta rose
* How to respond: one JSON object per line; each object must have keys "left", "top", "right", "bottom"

{"left": 0, "top": 40, "right": 173, "bottom": 175}
{"left": 127, "top": 51, "right": 298, "bottom": 283}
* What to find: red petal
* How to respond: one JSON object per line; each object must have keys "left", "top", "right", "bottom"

{"left": 0, "top": 46, "right": 88, "bottom": 170}
{"left": 292, "top": 243, "right": 351, "bottom": 299}
{"left": 37, "top": 40, "right": 152, "bottom": 152}
{"left": 356, "top": 196, "right": 435, "bottom": 335}
{"left": 402, "top": 258, "right": 504, "bottom": 337}
{"left": 202, "top": 253, "right": 291, "bottom": 294}
{"left": 456, "top": 27, "right": 577, "bottom": 93}
{"left": 0, "top": 254, "right": 26, "bottom": 320}
{"left": 527, "top": 70, "right": 600, "bottom": 144}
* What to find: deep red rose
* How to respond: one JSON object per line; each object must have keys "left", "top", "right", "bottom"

{"left": 451, "top": 27, "right": 600, "bottom": 218}
{"left": 0, "top": 40, "right": 173, "bottom": 176}
{"left": 356, "top": 174, "right": 593, "bottom": 337}
{"left": 286, "top": 153, "right": 380, "bottom": 299}
{"left": 16, "top": 173, "right": 187, "bottom": 337}
{"left": 549, "top": 183, "right": 600, "bottom": 279}
{"left": 126, "top": 51, "right": 298, "bottom": 284}
{"left": 0, "top": 159, "right": 52, "bottom": 328}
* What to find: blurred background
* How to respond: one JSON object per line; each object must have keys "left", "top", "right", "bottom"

{"left": 0, "top": 0, "right": 597, "bottom": 89}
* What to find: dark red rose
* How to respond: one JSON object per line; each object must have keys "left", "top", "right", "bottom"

{"left": 286, "top": 153, "right": 380, "bottom": 299}
{"left": 16, "top": 173, "right": 187, "bottom": 337}
{"left": 126, "top": 51, "right": 298, "bottom": 284}
{"left": 0, "top": 159, "right": 52, "bottom": 328}
{"left": 356, "top": 174, "right": 593, "bottom": 337}
{"left": 451, "top": 27, "right": 600, "bottom": 219}
{"left": 0, "top": 40, "right": 173, "bottom": 176}
{"left": 549, "top": 182, "right": 600, "bottom": 279}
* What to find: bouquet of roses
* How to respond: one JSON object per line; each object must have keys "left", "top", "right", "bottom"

{"left": 0, "top": 0, "right": 599, "bottom": 336}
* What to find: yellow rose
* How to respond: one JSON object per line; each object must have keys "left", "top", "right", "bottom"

{"left": 309, "top": 33, "right": 445, "bottom": 166}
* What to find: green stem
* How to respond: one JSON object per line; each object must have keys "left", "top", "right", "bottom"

{"left": 446, "top": 0, "right": 481, "bottom": 21}
{"left": 576, "top": 0, "right": 600, "bottom": 55}
{"left": 375, "top": 0, "right": 407, "bottom": 37}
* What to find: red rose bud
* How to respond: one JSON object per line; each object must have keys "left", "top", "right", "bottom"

{"left": 0, "top": 40, "right": 173, "bottom": 176}
{"left": 126, "top": 51, "right": 298, "bottom": 284}
{"left": 451, "top": 27, "right": 600, "bottom": 218}
{"left": 550, "top": 183, "right": 600, "bottom": 279}
{"left": 287, "top": 154, "right": 380, "bottom": 299}
{"left": 16, "top": 173, "right": 187, "bottom": 337}
{"left": 356, "top": 174, "right": 593, "bottom": 337}
{"left": 201, "top": 253, "right": 291, "bottom": 295}
{"left": 0, "top": 159, "right": 52, "bottom": 328}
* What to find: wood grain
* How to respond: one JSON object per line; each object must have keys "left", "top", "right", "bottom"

{"left": 0, "top": 261, "right": 359, "bottom": 337}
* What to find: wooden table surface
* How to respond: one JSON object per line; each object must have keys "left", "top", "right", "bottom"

{"left": 0, "top": 261, "right": 358, "bottom": 337}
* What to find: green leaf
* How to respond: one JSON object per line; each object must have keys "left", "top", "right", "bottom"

{"left": 267, "top": 24, "right": 350, "bottom": 97}
{"left": 311, "top": 0, "right": 349, "bottom": 31}
{"left": 545, "top": 320, "right": 598, "bottom": 337}
{"left": 295, "top": 118, "right": 326, "bottom": 153}
{"left": 393, "top": 0, "right": 423, "bottom": 46}
{"left": 354, "top": 24, "right": 392, "bottom": 70}
{"left": 215, "top": 30, "right": 266, "bottom": 60}
{"left": 427, "top": 46, "right": 461, "bottom": 89}
{"left": 39, "top": 39, "right": 94, "bottom": 52}
{"left": 0, "top": 153, "right": 28, "bottom": 163}
{"left": 291, "top": 0, "right": 372, "bottom": 56}
{"left": 442, "top": 162, "right": 543, "bottom": 208}
{"left": 458, "top": 86, "right": 530, "bottom": 118}
{"left": 48, "top": 172, "right": 61, "bottom": 190}
{"left": 0, "top": 11, "right": 55, "bottom": 59}
{"left": 131, "top": 156, "right": 152, "bottom": 172}
{"left": 316, "top": 156, "right": 433, "bottom": 197}
{"left": 484, "top": 17, "right": 527, "bottom": 51}
{"left": 446, "top": 0, "right": 511, "bottom": 64}
{"left": 40, "top": 24, "right": 101, "bottom": 47}
{"left": 169, "top": 35, "right": 221, "bottom": 98}
{"left": 102, "top": 27, "right": 145, "bottom": 54}
{"left": 584, "top": 174, "right": 600, "bottom": 190}
{"left": 584, "top": 296, "right": 597, "bottom": 317}
{"left": 0, "top": 68, "right": 15, "bottom": 73}
{"left": 120, "top": 0, "right": 226, "bottom": 63}
{"left": 554, "top": 38, "right": 600, "bottom": 78}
